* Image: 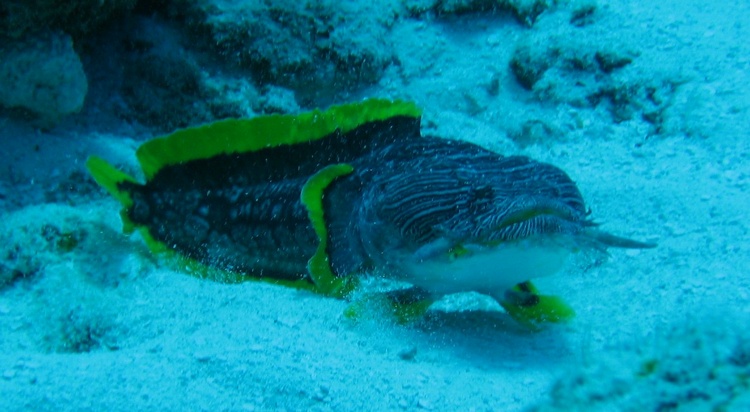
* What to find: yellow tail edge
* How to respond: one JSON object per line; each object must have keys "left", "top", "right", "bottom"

{"left": 85, "top": 155, "right": 140, "bottom": 233}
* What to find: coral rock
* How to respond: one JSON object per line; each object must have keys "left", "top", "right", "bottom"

{"left": 0, "top": 31, "right": 88, "bottom": 125}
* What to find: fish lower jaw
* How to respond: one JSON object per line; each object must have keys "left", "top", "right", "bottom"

{"left": 397, "top": 241, "right": 572, "bottom": 297}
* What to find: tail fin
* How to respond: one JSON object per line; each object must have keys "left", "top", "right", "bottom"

{"left": 85, "top": 156, "right": 139, "bottom": 233}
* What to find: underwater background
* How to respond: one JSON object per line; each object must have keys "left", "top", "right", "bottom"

{"left": 1, "top": 0, "right": 749, "bottom": 410}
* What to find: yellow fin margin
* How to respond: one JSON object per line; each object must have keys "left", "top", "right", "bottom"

{"left": 136, "top": 99, "right": 422, "bottom": 180}
{"left": 85, "top": 156, "right": 136, "bottom": 209}
{"left": 500, "top": 281, "right": 576, "bottom": 329}
{"left": 301, "top": 163, "right": 358, "bottom": 298}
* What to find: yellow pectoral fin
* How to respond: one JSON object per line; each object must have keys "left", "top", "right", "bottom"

{"left": 499, "top": 281, "right": 576, "bottom": 328}
{"left": 301, "top": 163, "right": 358, "bottom": 298}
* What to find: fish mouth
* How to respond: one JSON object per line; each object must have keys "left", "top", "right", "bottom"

{"left": 414, "top": 231, "right": 581, "bottom": 266}
{"left": 480, "top": 201, "right": 589, "bottom": 244}
{"left": 484, "top": 203, "right": 656, "bottom": 250}
{"left": 445, "top": 232, "right": 580, "bottom": 262}
{"left": 496, "top": 207, "right": 579, "bottom": 232}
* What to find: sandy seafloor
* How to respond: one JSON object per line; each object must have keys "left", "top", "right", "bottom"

{"left": 2, "top": 0, "right": 750, "bottom": 411}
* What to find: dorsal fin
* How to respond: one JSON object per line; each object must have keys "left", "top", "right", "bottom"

{"left": 135, "top": 99, "right": 422, "bottom": 180}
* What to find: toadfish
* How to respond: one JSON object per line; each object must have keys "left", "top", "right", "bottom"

{"left": 87, "top": 99, "right": 654, "bottom": 325}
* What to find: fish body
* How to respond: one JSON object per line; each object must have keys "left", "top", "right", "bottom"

{"left": 87, "top": 99, "right": 654, "bottom": 324}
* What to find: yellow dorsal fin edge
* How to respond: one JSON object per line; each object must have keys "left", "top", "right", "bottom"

{"left": 136, "top": 99, "right": 422, "bottom": 180}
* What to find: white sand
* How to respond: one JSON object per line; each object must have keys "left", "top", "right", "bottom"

{"left": 2, "top": 0, "right": 750, "bottom": 410}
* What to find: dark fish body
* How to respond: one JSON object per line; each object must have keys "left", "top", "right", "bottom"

{"left": 125, "top": 175, "right": 318, "bottom": 279}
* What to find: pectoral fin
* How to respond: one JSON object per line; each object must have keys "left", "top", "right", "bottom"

{"left": 301, "top": 163, "right": 359, "bottom": 298}
{"left": 496, "top": 281, "right": 576, "bottom": 329}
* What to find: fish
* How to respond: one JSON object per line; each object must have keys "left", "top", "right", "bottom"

{"left": 86, "top": 99, "right": 655, "bottom": 326}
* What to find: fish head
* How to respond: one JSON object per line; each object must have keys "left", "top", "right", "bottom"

{"left": 355, "top": 155, "right": 593, "bottom": 295}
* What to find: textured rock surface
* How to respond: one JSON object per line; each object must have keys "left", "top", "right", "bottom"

{"left": 530, "top": 318, "right": 750, "bottom": 411}
{"left": 0, "top": 0, "right": 135, "bottom": 126}
{"left": 0, "top": 31, "right": 88, "bottom": 125}
{"left": 436, "top": 0, "right": 555, "bottom": 26}
{"left": 171, "top": 0, "right": 553, "bottom": 108}
{"left": 418, "top": 0, "right": 554, "bottom": 25}
{"left": 508, "top": 13, "right": 684, "bottom": 129}
{"left": 110, "top": 14, "right": 284, "bottom": 133}
{"left": 175, "top": 0, "right": 398, "bottom": 105}
{"left": 0, "top": 0, "right": 565, "bottom": 130}
{"left": 0, "top": 0, "right": 136, "bottom": 39}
